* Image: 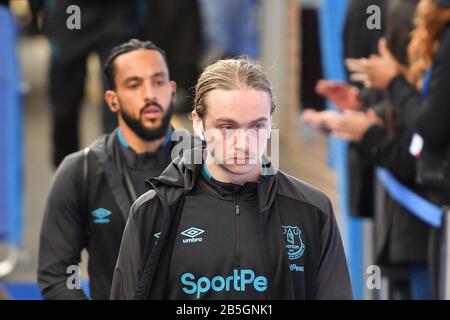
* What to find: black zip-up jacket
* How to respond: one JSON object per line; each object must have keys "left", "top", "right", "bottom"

{"left": 110, "top": 149, "right": 353, "bottom": 300}
{"left": 387, "top": 22, "right": 450, "bottom": 205}
{"left": 357, "top": 124, "right": 430, "bottom": 265}
{"left": 386, "top": 22, "right": 450, "bottom": 297}
{"left": 38, "top": 128, "right": 179, "bottom": 300}
{"left": 387, "top": 22, "right": 450, "bottom": 152}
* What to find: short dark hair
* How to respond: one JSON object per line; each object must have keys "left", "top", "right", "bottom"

{"left": 104, "top": 39, "right": 169, "bottom": 90}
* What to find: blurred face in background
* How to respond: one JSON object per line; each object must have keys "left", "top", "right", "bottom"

{"left": 106, "top": 49, "right": 176, "bottom": 141}
{"left": 197, "top": 88, "right": 272, "bottom": 177}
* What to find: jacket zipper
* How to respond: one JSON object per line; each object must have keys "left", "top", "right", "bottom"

{"left": 233, "top": 196, "right": 241, "bottom": 269}
{"left": 257, "top": 181, "right": 272, "bottom": 299}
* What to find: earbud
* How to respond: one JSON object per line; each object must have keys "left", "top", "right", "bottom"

{"left": 197, "top": 121, "right": 205, "bottom": 141}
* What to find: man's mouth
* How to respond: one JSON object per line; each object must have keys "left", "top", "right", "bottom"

{"left": 229, "top": 155, "right": 256, "bottom": 164}
{"left": 142, "top": 104, "right": 162, "bottom": 120}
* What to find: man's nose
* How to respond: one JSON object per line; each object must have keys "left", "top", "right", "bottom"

{"left": 233, "top": 129, "right": 250, "bottom": 147}
{"left": 143, "top": 81, "right": 156, "bottom": 101}
{"left": 233, "top": 129, "right": 260, "bottom": 150}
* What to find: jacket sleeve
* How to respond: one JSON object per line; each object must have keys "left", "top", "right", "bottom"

{"left": 416, "top": 28, "right": 450, "bottom": 149}
{"left": 357, "top": 124, "right": 416, "bottom": 184}
{"left": 109, "top": 203, "right": 143, "bottom": 300}
{"left": 37, "top": 152, "right": 89, "bottom": 300}
{"left": 110, "top": 190, "right": 161, "bottom": 300}
{"left": 316, "top": 200, "right": 353, "bottom": 300}
{"left": 387, "top": 75, "right": 422, "bottom": 134}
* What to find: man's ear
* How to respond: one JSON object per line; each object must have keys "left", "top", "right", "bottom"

{"left": 192, "top": 111, "right": 205, "bottom": 141}
{"left": 105, "top": 90, "right": 119, "bottom": 113}
{"left": 170, "top": 80, "right": 177, "bottom": 103}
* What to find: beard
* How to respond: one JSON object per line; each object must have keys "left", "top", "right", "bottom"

{"left": 119, "top": 100, "right": 174, "bottom": 141}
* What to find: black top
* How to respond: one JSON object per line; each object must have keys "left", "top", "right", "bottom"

{"left": 118, "top": 129, "right": 174, "bottom": 200}
{"left": 110, "top": 150, "right": 353, "bottom": 300}
{"left": 165, "top": 167, "right": 267, "bottom": 299}
{"left": 388, "top": 23, "right": 450, "bottom": 150}
{"left": 38, "top": 128, "right": 176, "bottom": 300}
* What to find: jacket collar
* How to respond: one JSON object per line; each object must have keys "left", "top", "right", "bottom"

{"left": 146, "top": 147, "right": 278, "bottom": 209}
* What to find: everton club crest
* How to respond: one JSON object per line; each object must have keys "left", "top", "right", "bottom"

{"left": 282, "top": 225, "right": 305, "bottom": 260}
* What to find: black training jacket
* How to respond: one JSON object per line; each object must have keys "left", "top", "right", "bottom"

{"left": 110, "top": 149, "right": 353, "bottom": 300}
{"left": 38, "top": 128, "right": 180, "bottom": 299}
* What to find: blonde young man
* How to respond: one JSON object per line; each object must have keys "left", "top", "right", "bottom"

{"left": 110, "top": 58, "right": 353, "bottom": 300}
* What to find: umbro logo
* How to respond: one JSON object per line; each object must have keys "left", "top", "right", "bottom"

{"left": 91, "top": 208, "right": 111, "bottom": 224}
{"left": 180, "top": 227, "right": 205, "bottom": 244}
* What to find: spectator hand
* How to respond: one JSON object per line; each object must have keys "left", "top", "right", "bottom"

{"left": 315, "top": 80, "right": 363, "bottom": 110}
{"left": 301, "top": 109, "right": 343, "bottom": 134}
{"left": 328, "top": 109, "right": 384, "bottom": 142}
{"left": 345, "top": 38, "right": 404, "bottom": 89}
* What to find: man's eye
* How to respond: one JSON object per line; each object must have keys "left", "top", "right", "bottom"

{"left": 255, "top": 123, "right": 265, "bottom": 130}
{"left": 154, "top": 80, "right": 165, "bottom": 86}
{"left": 222, "top": 126, "right": 234, "bottom": 133}
{"left": 128, "top": 84, "right": 139, "bottom": 89}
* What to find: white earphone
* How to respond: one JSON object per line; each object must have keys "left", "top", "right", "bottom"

{"left": 197, "top": 121, "right": 205, "bottom": 141}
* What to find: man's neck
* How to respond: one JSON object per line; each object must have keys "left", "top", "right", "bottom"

{"left": 118, "top": 123, "right": 168, "bottom": 154}
{"left": 205, "top": 156, "right": 261, "bottom": 185}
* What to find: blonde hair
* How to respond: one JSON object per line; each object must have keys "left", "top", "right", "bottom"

{"left": 407, "top": 0, "right": 450, "bottom": 89}
{"left": 193, "top": 58, "right": 276, "bottom": 118}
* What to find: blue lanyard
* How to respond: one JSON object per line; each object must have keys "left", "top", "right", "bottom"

{"left": 421, "top": 67, "right": 433, "bottom": 100}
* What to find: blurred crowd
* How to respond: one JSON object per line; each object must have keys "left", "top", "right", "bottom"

{"left": 302, "top": 0, "right": 450, "bottom": 299}
{"left": 2, "top": 0, "right": 260, "bottom": 167}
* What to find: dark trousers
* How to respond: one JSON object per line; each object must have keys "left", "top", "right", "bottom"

{"left": 426, "top": 191, "right": 450, "bottom": 299}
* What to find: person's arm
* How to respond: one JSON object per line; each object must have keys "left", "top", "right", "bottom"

{"left": 109, "top": 208, "right": 143, "bottom": 300}
{"left": 110, "top": 191, "right": 159, "bottom": 300}
{"left": 387, "top": 75, "right": 423, "bottom": 134}
{"left": 356, "top": 124, "right": 416, "bottom": 185}
{"left": 315, "top": 200, "right": 353, "bottom": 300}
{"left": 37, "top": 152, "right": 89, "bottom": 300}
{"left": 416, "top": 29, "right": 450, "bottom": 149}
